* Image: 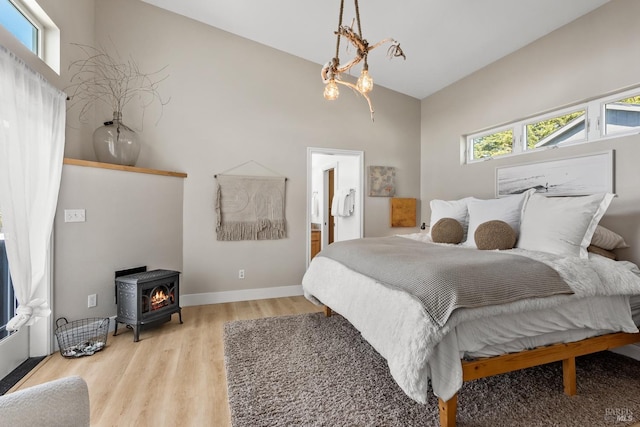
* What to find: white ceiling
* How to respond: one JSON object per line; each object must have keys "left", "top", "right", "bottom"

{"left": 141, "top": 0, "right": 610, "bottom": 100}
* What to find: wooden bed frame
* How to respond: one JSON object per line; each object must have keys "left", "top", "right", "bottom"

{"left": 322, "top": 305, "right": 640, "bottom": 427}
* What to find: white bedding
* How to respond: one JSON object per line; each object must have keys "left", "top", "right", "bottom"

{"left": 302, "top": 234, "right": 640, "bottom": 403}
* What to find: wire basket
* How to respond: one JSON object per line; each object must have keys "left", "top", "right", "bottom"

{"left": 55, "top": 317, "right": 109, "bottom": 358}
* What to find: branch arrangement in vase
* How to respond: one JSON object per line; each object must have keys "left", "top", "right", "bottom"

{"left": 65, "top": 43, "right": 170, "bottom": 166}
{"left": 66, "top": 43, "right": 170, "bottom": 125}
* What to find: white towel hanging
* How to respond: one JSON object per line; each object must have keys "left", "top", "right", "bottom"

{"left": 311, "top": 192, "right": 319, "bottom": 217}
{"left": 331, "top": 189, "right": 355, "bottom": 217}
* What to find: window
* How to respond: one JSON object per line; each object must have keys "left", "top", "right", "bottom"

{"left": 0, "top": 0, "right": 40, "bottom": 55}
{"left": 0, "top": 0, "right": 60, "bottom": 73}
{"left": 603, "top": 94, "right": 640, "bottom": 137}
{"left": 526, "top": 109, "right": 586, "bottom": 149}
{"left": 471, "top": 128, "right": 513, "bottom": 160}
{"left": 466, "top": 86, "right": 640, "bottom": 163}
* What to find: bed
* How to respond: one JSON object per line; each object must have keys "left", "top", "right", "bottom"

{"left": 302, "top": 191, "right": 640, "bottom": 427}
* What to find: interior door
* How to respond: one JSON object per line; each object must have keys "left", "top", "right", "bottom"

{"left": 327, "top": 168, "right": 335, "bottom": 245}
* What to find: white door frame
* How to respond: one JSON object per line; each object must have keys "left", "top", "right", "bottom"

{"left": 306, "top": 147, "right": 364, "bottom": 268}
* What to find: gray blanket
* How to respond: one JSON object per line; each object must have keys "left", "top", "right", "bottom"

{"left": 318, "top": 236, "right": 573, "bottom": 326}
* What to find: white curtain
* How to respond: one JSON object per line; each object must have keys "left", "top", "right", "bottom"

{"left": 0, "top": 45, "right": 66, "bottom": 331}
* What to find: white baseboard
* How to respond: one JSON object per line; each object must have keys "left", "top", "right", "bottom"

{"left": 181, "top": 285, "right": 304, "bottom": 307}
{"left": 610, "top": 343, "right": 640, "bottom": 361}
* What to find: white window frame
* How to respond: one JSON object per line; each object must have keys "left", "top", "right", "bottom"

{"left": 5, "top": 0, "right": 42, "bottom": 55}
{"left": 1, "top": 0, "right": 60, "bottom": 74}
{"left": 466, "top": 86, "right": 640, "bottom": 164}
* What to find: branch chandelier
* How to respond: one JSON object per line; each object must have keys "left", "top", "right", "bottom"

{"left": 321, "top": 0, "right": 406, "bottom": 121}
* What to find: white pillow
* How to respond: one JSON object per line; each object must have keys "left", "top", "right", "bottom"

{"left": 429, "top": 197, "right": 476, "bottom": 240}
{"left": 517, "top": 193, "right": 614, "bottom": 258}
{"left": 465, "top": 190, "right": 534, "bottom": 248}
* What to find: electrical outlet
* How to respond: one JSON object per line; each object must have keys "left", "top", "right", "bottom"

{"left": 88, "top": 294, "right": 97, "bottom": 308}
{"left": 238, "top": 269, "right": 245, "bottom": 279}
{"left": 64, "top": 209, "right": 86, "bottom": 223}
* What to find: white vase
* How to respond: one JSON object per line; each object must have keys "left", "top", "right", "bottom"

{"left": 92, "top": 112, "right": 141, "bottom": 166}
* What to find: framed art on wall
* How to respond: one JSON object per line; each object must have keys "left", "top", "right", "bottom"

{"left": 368, "top": 166, "right": 396, "bottom": 197}
{"left": 495, "top": 150, "right": 614, "bottom": 197}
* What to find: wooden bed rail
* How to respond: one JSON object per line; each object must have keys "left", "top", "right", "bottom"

{"left": 438, "top": 332, "right": 640, "bottom": 427}
{"left": 321, "top": 305, "right": 639, "bottom": 427}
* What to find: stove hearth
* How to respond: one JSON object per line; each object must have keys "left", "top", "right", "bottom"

{"left": 114, "top": 269, "right": 182, "bottom": 342}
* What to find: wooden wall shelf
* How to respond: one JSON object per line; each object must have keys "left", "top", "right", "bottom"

{"left": 63, "top": 158, "right": 187, "bottom": 178}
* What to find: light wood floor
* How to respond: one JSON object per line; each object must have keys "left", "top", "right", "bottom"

{"left": 10, "top": 296, "right": 323, "bottom": 427}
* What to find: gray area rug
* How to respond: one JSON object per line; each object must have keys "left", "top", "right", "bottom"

{"left": 224, "top": 313, "right": 640, "bottom": 426}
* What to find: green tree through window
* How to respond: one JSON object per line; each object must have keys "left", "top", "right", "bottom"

{"left": 526, "top": 111, "right": 585, "bottom": 149}
{"left": 619, "top": 96, "right": 640, "bottom": 105}
{"left": 473, "top": 129, "right": 513, "bottom": 159}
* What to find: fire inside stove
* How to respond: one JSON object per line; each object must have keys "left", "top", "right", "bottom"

{"left": 150, "top": 288, "right": 173, "bottom": 311}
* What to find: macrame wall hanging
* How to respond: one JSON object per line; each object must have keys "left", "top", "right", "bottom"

{"left": 214, "top": 161, "right": 287, "bottom": 241}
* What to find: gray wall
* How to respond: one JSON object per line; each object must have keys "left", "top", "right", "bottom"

{"left": 1, "top": 0, "right": 420, "bottom": 314}
{"left": 421, "top": 0, "right": 640, "bottom": 264}
{"left": 54, "top": 165, "right": 184, "bottom": 323}
{"left": 85, "top": 0, "right": 421, "bottom": 297}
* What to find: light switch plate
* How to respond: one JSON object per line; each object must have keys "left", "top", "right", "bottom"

{"left": 64, "top": 209, "right": 86, "bottom": 223}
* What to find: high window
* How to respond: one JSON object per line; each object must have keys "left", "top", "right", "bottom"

{"left": 604, "top": 95, "right": 640, "bottom": 137}
{"left": 466, "top": 87, "right": 640, "bottom": 163}
{"left": 525, "top": 109, "right": 586, "bottom": 149}
{"left": 470, "top": 128, "right": 513, "bottom": 160}
{"left": 0, "top": 0, "right": 60, "bottom": 73}
{"left": 0, "top": 0, "right": 40, "bottom": 55}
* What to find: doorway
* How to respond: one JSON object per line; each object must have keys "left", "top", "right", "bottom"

{"left": 306, "top": 148, "right": 364, "bottom": 267}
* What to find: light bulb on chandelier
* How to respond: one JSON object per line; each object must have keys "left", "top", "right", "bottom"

{"left": 324, "top": 79, "right": 340, "bottom": 100}
{"left": 356, "top": 67, "right": 374, "bottom": 93}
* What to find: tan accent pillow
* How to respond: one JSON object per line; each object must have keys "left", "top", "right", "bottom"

{"left": 590, "top": 225, "right": 629, "bottom": 250}
{"left": 587, "top": 245, "right": 617, "bottom": 260}
{"left": 431, "top": 218, "right": 464, "bottom": 244}
{"left": 474, "top": 220, "right": 516, "bottom": 250}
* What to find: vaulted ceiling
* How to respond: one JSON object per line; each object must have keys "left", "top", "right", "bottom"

{"left": 141, "top": 0, "right": 610, "bottom": 99}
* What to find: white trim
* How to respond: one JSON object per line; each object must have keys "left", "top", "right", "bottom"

{"left": 610, "top": 343, "right": 640, "bottom": 361}
{"left": 181, "top": 285, "right": 304, "bottom": 307}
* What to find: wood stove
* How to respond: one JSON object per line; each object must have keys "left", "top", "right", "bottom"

{"left": 113, "top": 269, "right": 182, "bottom": 342}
